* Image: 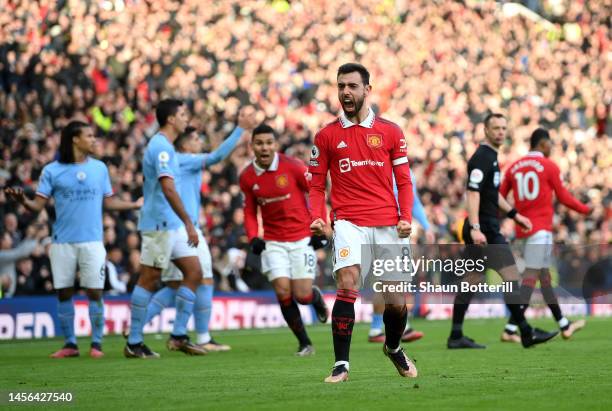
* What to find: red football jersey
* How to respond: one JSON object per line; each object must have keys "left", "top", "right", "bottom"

{"left": 500, "top": 151, "right": 590, "bottom": 238}
{"left": 239, "top": 153, "right": 312, "bottom": 242}
{"left": 308, "top": 108, "right": 413, "bottom": 227}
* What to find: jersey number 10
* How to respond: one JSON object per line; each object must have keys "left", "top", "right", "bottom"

{"left": 514, "top": 171, "right": 540, "bottom": 201}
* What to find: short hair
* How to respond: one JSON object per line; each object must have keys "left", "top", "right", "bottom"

{"left": 530, "top": 127, "right": 550, "bottom": 149}
{"left": 58, "top": 121, "right": 89, "bottom": 164}
{"left": 484, "top": 112, "right": 506, "bottom": 128}
{"left": 252, "top": 124, "right": 276, "bottom": 141}
{"left": 175, "top": 126, "right": 197, "bottom": 149}
{"left": 156, "top": 99, "right": 184, "bottom": 127}
{"left": 337, "top": 63, "right": 370, "bottom": 85}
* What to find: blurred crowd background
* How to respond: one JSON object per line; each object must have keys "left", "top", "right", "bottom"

{"left": 0, "top": 0, "right": 609, "bottom": 297}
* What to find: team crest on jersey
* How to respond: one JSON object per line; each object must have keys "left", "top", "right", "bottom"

{"left": 275, "top": 174, "right": 289, "bottom": 188}
{"left": 76, "top": 171, "right": 87, "bottom": 182}
{"left": 338, "top": 247, "right": 350, "bottom": 259}
{"left": 366, "top": 134, "right": 383, "bottom": 149}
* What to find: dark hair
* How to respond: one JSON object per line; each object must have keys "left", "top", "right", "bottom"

{"left": 175, "top": 126, "right": 197, "bottom": 149}
{"left": 530, "top": 127, "right": 550, "bottom": 149}
{"left": 484, "top": 112, "right": 505, "bottom": 128}
{"left": 156, "top": 99, "right": 184, "bottom": 127}
{"left": 252, "top": 124, "right": 276, "bottom": 141}
{"left": 337, "top": 63, "right": 370, "bottom": 85}
{"left": 58, "top": 121, "right": 89, "bottom": 164}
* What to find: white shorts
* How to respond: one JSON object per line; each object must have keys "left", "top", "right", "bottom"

{"left": 261, "top": 237, "right": 316, "bottom": 282}
{"left": 161, "top": 228, "right": 212, "bottom": 281}
{"left": 332, "top": 219, "right": 412, "bottom": 284}
{"left": 140, "top": 225, "right": 198, "bottom": 270}
{"left": 49, "top": 242, "right": 106, "bottom": 289}
{"left": 523, "top": 230, "right": 553, "bottom": 269}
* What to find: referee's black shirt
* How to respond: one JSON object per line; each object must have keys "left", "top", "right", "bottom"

{"left": 466, "top": 144, "right": 501, "bottom": 231}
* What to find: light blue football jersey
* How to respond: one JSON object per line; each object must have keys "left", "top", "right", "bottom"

{"left": 174, "top": 126, "right": 244, "bottom": 227}
{"left": 138, "top": 133, "right": 183, "bottom": 231}
{"left": 36, "top": 158, "right": 113, "bottom": 243}
{"left": 176, "top": 153, "right": 206, "bottom": 227}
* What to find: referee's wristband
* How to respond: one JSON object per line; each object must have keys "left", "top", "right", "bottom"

{"left": 506, "top": 208, "right": 518, "bottom": 219}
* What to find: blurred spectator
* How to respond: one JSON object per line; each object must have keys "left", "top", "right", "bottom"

{"left": 0, "top": 224, "right": 48, "bottom": 297}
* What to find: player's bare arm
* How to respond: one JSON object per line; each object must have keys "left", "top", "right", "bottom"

{"left": 4, "top": 187, "right": 47, "bottom": 213}
{"left": 104, "top": 196, "right": 143, "bottom": 211}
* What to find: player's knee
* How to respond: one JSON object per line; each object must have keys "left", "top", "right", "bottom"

{"left": 294, "top": 290, "right": 313, "bottom": 304}
{"left": 166, "top": 280, "right": 181, "bottom": 289}
{"left": 499, "top": 265, "right": 520, "bottom": 282}
{"left": 274, "top": 285, "right": 292, "bottom": 300}
{"left": 336, "top": 266, "right": 359, "bottom": 290}
{"left": 86, "top": 289, "right": 103, "bottom": 301}
{"left": 57, "top": 287, "right": 74, "bottom": 302}
{"left": 275, "top": 290, "right": 292, "bottom": 305}
{"left": 384, "top": 303, "right": 406, "bottom": 315}
{"left": 138, "top": 266, "right": 161, "bottom": 290}
{"left": 539, "top": 271, "right": 552, "bottom": 287}
{"left": 522, "top": 276, "right": 537, "bottom": 288}
{"left": 181, "top": 267, "right": 203, "bottom": 289}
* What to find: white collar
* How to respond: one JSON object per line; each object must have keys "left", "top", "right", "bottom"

{"left": 527, "top": 151, "right": 544, "bottom": 157}
{"left": 253, "top": 152, "right": 279, "bottom": 176}
{"left": 339, "top": 107, "right": 375, "bottom": 129}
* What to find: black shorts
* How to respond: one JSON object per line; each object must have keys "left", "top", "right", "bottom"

{"left": 462, "top": 218, "right": 515, "bottom": 272}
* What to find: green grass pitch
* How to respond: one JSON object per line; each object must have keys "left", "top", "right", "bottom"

{"left": 1, "top": 317, "right": 611, "bottom": 411}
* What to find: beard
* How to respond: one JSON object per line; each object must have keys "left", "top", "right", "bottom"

{"left": 342, "top": 95, "right": 365, "bottom": 116}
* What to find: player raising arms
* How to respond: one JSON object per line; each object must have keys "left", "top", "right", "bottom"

{"left": 239, "top": 124, "right": 329, "bottom": 357}
{"left": 5, "top": 121, "right": 141, "bottom": 358}
{"left": 500, "top": 128, "right": 591, "bottom": 342}
{"left": 447, "top": 113, "right": 558, "bottom": 349}
{"left": 309, "top": 63, "right": 417, "bottom": 383}
{"left": 143, "top": 107, "right": 257, "bottom": 351}
{"left": 124, "top": 99, "right": 205, "bottom": 358}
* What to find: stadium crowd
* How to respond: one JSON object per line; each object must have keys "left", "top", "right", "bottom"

{"left": 0, "top": 0, "right": 609, "bottom": 297}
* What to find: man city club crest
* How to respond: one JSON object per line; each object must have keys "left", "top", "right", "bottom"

{"left": 76, "top": 171, "right": 87, "bottom": 182}
{"left": 366, "top": 134, "right": 383, "bottom": 149}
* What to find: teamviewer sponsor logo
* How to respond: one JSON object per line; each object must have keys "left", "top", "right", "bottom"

{"left": 339, "top": 158, "right": 384, "bottom": 173}
{"left": 351, "top": 159, "right": 384, "bottom": 167}
{"left": 339, "top": 158, "right": 351, "bottom": 173}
